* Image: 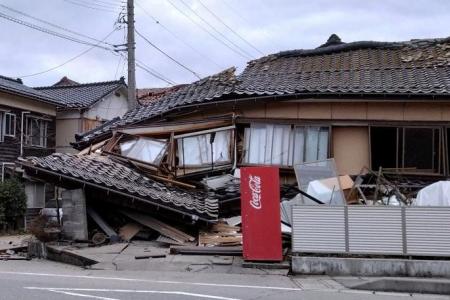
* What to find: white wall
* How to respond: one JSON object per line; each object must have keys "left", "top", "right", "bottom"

{"left": 84, "top": 89, "right": 129, "bottom": 120}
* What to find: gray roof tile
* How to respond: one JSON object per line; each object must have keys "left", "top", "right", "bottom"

{"left": 0, "top": 75, "right": 60, "bottom": 106}
{"left": 22, "top": 153, "right": 218, "bottom": 220}
{"left": 36, "top": 79, "right": 127, "bottom": 109}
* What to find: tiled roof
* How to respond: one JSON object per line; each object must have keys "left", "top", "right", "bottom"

{"left": 22, "top": 153, "right": 218, "bottom": 220}
{"left": 52, "top": 76, "right": 80, "bottom": 87}
{"left": 35, "top": 78, "right": 127, "bottom": 109}
{"left": 75, "top": 68, "right": 236, "bottom": 146}
{"left": 235, "top": 36, "right": 450, "bottom": 96}
{"left": 137, "top": 85, "right": 187, "bottom": 105}
{"left": 0, "top": 75, "right": 60, "bottom": 106}
{"left": 74, "top": 36, "right": 450, "bottom": 147}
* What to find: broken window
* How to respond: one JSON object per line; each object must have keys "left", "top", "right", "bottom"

{"left": 177, "top": 129, "right": 233, "bottom": 167}
{"left": 370, "top": 126, "right": 442, "bottom": 174}
{"left": 25, "top": 116, "right": 48, "bottom": 147}
{"left": 120, "top": 137, "right": 167, "bottom": 165}
{"left": 243, "top": 123, "right": 329, "bottom": 167}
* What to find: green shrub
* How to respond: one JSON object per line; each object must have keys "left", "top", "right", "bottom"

{"left": 0, "top": 178, "right": 27, "bottom": 229}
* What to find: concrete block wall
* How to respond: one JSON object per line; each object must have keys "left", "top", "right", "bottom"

{"left": 61, "top": 188, "right": 88, "bottom": 240}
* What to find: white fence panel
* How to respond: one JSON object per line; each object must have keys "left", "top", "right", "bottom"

{"left": 292, "top": 206, "right": 346, "bottom": 253}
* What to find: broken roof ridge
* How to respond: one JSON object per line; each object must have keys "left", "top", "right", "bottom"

{"left": 246, "top": 36, "right": 450, "bottom": 64}
{"left": 35, "top": 77, "right": 126, "bottom": 90}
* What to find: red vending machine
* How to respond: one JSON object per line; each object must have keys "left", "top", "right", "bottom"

{"left": 240, "top": 167, "right": 282, "bottom": 261}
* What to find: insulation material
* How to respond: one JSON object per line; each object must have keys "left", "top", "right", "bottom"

{"left": 177, "top": 130, "right": 231, "bottom": 166}
{"left": 414, "top": 181, "right": 450, "bottom": 206}
{"left": 120, "top": 137, "right": 167, "bottom": 165}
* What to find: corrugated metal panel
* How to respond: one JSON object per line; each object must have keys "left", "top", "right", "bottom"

{"left": 348, "top": 206, "right": 403, "bottom": 254}
{"left": 406, "top": 207, "right": 450, "bottom": 256}
{"left": 292, "top": 206, "right": 345, "bottom": 253}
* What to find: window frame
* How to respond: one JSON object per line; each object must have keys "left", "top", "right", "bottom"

{"left": 242, "top": 122, "right": 331, "bottom": 168}
{"left": 25, "top": 116, "right": 49, "bottom": 148}
{"left": 175, "top": 126, "right": 235, "bottom": 169}
{"left": 369, "top": 125, "right": 444, "bottom": 175}
{"left": 3, "top": 112, "right": 16, "bottom": 137}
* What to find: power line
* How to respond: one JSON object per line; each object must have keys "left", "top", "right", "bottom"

{"left": 0, "top": 3, "right": 115, "bottom": 47}
{"left": 176, "top": 0, "right": 254, "bottom": 59}
{"left": 197, "top": 0, "right": 264, "bottom": 56}
{"left": 166, "top": 0, "right": 250, "bottom": 60}
{"left": 136, "top": 59, "right": 177, "bottom": 85}
{"left": 69, "top": 0, "right": 120, "bottom": 10}
{"left": 0, "top": 11, "right": 114, "bottom": 51}
{"left": 62, "top": 0, "right": 120, "bottom": 13}
{"left": 18, "top": 29, "right": 118, "bottom": 78}
{"left": 135, "top": 28, "right": 201, "bottom": 79}
{"left": 135, "top": 0, "right": 223, "bottom": 69}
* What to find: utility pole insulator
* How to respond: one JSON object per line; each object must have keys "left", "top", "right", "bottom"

{"left": 127, "top": 0, "right": 137, "bottom": 109}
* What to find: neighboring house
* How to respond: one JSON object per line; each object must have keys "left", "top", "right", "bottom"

{"left": 36, "top": 77, "right": 129, "bottom": 153}
{"left": 0, "top": 75, "right": 59, "bottom": 163}
{"left": 73, "top": 34, "right": 450, "bottom": 178}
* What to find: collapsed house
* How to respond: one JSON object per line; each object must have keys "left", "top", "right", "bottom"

{"left": 17, "top": 34, "right": 450, "bottom": 255}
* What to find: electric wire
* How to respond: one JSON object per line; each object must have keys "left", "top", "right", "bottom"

{"left": 0, "top": 3, "right": 115, "bottom": 47}
{"left": 176, "top": 0, "right": 254, "bottom": 59}
{"left": 0, "top": 11, "right": 114, "bottom": 50}
{"left": 18, "top": 29, "right": 118, "bottom": 78}
{"left": 197, "top": 0, "right": 264, "bottom": 56}
{"left": 62, "top": 0, "right": 120, "bottom": 13}
{"left": 166, "top": 0, "right": 250, "bottom": 60}
{"left": 135, "top": 28, "right": 201, "bottom": 79}
{"left": 135, "top": 0, "right": 223, "bottom": 69}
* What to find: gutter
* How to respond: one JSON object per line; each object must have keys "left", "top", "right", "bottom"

{"left": 19, "top": 162, "right": 217, "bottom": 223}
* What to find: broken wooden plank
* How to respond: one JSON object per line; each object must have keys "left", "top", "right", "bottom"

{"left": 170, "top": 246, "right": 242, "bottom": 256}
{"left": 156, "top": 235, "right": 184, "bottom": 246}
{"left": 135, "top": 254, "right": 166, "bottom": 259}
{"left": 118, "top": 223, "right": 142, "bottom": 242}
{"left": 121, "top": 210, "right": 194, "bottom": 244}
{"left": 86, "top": 207, "right": 119, "bottom": 242}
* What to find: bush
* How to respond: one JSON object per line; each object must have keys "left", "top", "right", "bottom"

{"left": 0, "top": 178, "right": 27, "bottom": 229}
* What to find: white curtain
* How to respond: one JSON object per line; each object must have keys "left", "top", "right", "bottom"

{"left": 178, "top": 130, "right": 231, "bottom": 166}
{"left": 244, "top": 124, "right": 291, "bottom": 166}
{"left": 120, "top": 137, "right": 167, "bottom": 165}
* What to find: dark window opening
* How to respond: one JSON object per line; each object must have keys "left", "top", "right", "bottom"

{"left": 371, "top": 126, "right": 442, "bottom": 174}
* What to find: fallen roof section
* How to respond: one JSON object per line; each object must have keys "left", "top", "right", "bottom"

{"left": 20, "top": 153, "right": 218, "bottom": 221}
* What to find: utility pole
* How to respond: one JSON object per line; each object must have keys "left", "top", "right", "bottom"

{"left": 127, "top": 0, "right": 137, "bottom": 109}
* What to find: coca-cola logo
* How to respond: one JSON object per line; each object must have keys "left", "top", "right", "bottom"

{"left": 249, "top": 175, "right": 262, "bottom": 209}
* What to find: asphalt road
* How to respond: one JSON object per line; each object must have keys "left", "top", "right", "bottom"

{"left": 0, "top": 260, "right": 447, "bottom": 300}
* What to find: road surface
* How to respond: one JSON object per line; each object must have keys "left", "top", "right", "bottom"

{"left": 0, "top": 260, "right": 446, "bottom": 299}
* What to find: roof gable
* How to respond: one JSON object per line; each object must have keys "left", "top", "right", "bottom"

{"left": 36, "top": 78, "right": 127, "bottom": 109}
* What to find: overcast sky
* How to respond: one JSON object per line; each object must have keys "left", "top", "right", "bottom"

{"left": 0, "top": 0, "right": 449, "bottom": 88}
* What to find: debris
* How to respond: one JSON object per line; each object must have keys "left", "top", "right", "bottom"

{"left": 135, "top": 254, "right": 166, "bottom": 259}
{"left": 225, "top": 216, "right": 241, "bottom": 227}
{"left": 87, "top": 207, "right": 120, "bottom": 243}
{"left": 121, "top": 210, "right": 194, "bottom": 244}
{"left": 414, "top": 181, "right": 450, "bottom": 206}
{"left": 91, "top": 232, "right": 107, "bottom": 245}
{"left": 156, "top": 235, "right": 184, "bottom": 245}
{"left": 198, "top": 220, "right": 242, "bottom": 247}
{"left": 170, "top": 246, "right": 242, "bottom": 256}
{"left": 118, "top": 223, "right": 143, "bottom": 242}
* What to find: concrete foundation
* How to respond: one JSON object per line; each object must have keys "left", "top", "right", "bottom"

{"left": 292, "top": 256, "right": 450, "bottom": 278}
